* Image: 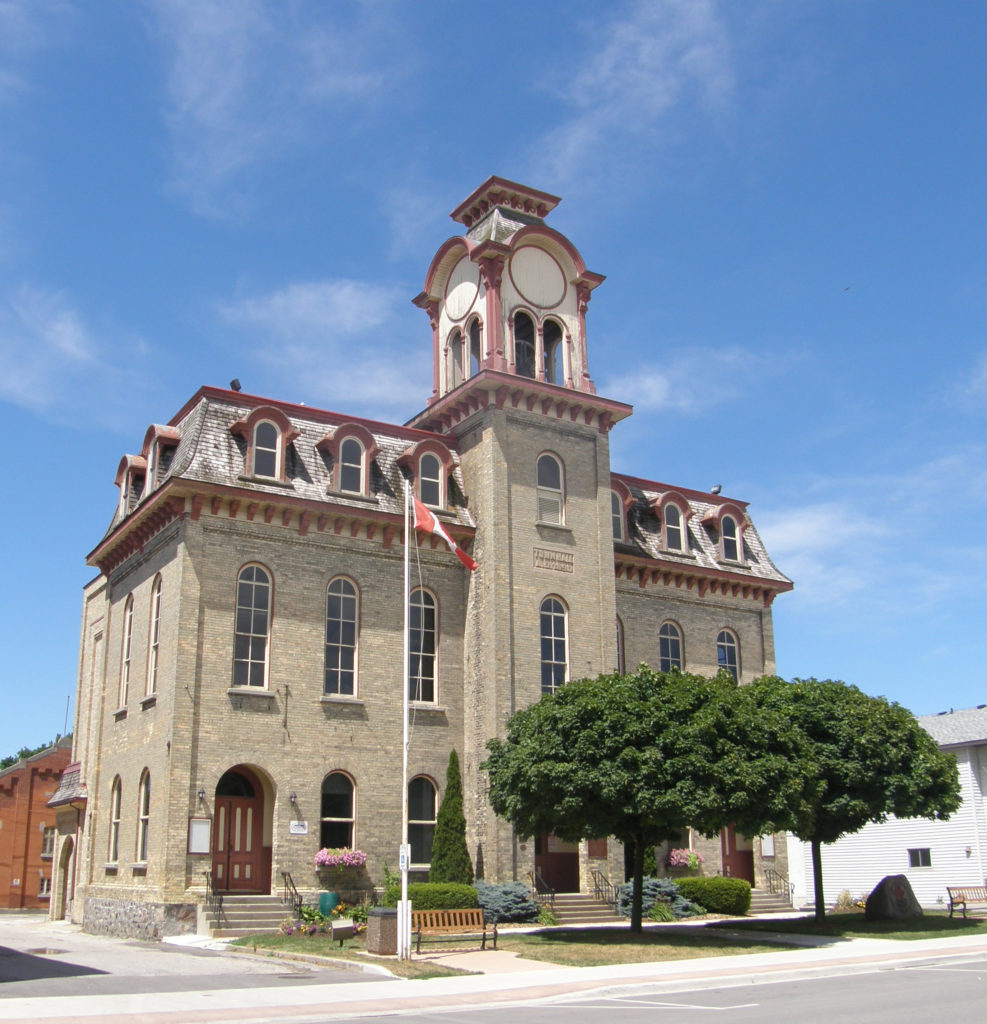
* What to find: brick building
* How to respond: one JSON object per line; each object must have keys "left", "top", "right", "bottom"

{"left": 52, "top": 178, "right": 792, "bottom": 937}
{"left": 0, "top": 737, "right": 72, "bottom": 909}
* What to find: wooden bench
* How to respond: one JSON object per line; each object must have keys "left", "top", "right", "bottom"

{"left": 411, "top": 908, "right": 496, "bottom": 953}
{"left": 947, "top": 885, "right": 987, "bottom": 918}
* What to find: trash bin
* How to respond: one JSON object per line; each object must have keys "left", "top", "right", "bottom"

{"left": 366, "top": 907, "right": 397, "bottom": 955}
{"left": 318, "top": 891, "right": 341, "bottom": 916}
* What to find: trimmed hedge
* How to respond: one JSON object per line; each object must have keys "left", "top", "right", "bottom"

{"left": 382, "top": 882, "right": 479, "bottom": 910}
{"left": 675, "top": 876, "right": 751, "bottom": 916}
{"left": 616, "top": 876, "right": 705, "bottom": 919}
{"left": 474, "top": 880, "right": 539, "bottom": 923}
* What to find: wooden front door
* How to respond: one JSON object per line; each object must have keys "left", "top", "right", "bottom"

{"left": 212, "top": 767, "right": 267, "bottom": 893}
{"left": 720, "top": 826, "right": 754, "bottom": 884}
{"left": 535, "top": 834, "right": 580, "bottom": 893}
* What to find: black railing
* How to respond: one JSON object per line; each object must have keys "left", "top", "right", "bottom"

{"left": 529, "top": 869, "right": 556, "bottom": 909}
{"left": 203, "top": 870, "right": 225, "bottom": 926}
{"left": 281, "top": 871, "right": 303, "bottom": 916}
{"left": 590, "top": 869, "right": 619, "bottom": 912}
{"left": 763, "top": 866, "right": 795, "bottom": 904}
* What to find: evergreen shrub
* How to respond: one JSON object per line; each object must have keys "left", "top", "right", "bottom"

{"left": 675, "top": 876, "right": 751, "bottom": 915}
{"left": 474, "top": 881, "right": 539, "bottom": 923}
{"left": 429, "top": 750, "right": 474, "bottom": 884}
{"left": 382, "top": 882, "right": 478, "bottom": 910}
{"left": 616, "top": 876, "right": 705, "bottom": 919}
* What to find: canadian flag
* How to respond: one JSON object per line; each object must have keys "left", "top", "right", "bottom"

{"left": 413, "top": 497, "right": 478, "bottom": 571}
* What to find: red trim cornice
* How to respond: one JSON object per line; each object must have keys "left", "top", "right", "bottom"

{"left": 614, "top": 553, "right": 793, "bottom": 606}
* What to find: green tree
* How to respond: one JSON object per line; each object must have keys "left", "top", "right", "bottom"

{"left": 739, "top": 677, "right": 962, "bottom": 922}
{"left": 428, "top": 749, "right": 474, "bottom": 885}
{"left": 483, "top": 667, "right": 784, "bottom": 932}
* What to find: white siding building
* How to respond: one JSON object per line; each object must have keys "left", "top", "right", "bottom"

{"left": 787, "top": 705, "right": 987, "bottom": 909}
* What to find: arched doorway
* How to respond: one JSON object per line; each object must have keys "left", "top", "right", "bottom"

{"left": 534, "top": 833, "right": 580, "bottom": 893}
{"left": 55, "top": 836, "right": 74, "bottom": 920}
{"left": 212, "top": 766, "right": 271, "bottom": 893}
{"left": 720, "top": 826, "right": 754, "bottom": 884}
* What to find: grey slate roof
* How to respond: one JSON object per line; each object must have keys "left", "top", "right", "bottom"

{"left": 919, "top": 705, "right": 987, "bottom": 747}
{"left": 613, "top": 474, "right": 791, "bottom": 586}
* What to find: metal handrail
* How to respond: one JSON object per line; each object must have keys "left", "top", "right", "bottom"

{"left": 590, "top": 869, "right": 619, "bottom": 912}
{"left": 203, "top": 870, "right": 225, "bottom": 925}
{"left": 281, "top": 871, "right": 302, "bottom": 915}
{"left": 763, "top": 866, "right": 795, "bottom": 905}
{"left": 528, "top": 869, "right": 556, "bottom": 909}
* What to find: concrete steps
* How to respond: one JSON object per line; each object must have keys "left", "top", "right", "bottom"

{"left": 749, "top": 887, "right": 794, "bottom": 914}
{"left": 548, "top": 892, "right": 623, "bottom": 925}
{"left": 198, "top": 894, "right": 292, "bottom": 938}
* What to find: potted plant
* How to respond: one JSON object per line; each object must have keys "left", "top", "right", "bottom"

{"left": 666, "top": 847, "right": 704, "bottom": 877}
{"left": 314, "top": 847, "right": 368, "bottom": 910}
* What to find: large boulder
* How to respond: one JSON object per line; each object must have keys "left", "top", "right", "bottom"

{"left": 864, "top": 874, "right": 923, "bottom": 921}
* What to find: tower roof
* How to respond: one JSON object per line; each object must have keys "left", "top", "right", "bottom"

{"left": 450, "top": 177, "right": 561, "bottom": 229}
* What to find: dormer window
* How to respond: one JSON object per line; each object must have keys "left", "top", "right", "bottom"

{"left": 650, "top": 491, "right": 692, "bottom": 554}
{"left": 253, "top": 421, "right": 280, "bottom": 478}
{"left": 543, "top": 319, "right": 564, "bottom": 385}
{"left": 702, "top": 502, "right": 746, "bottom": 563}
{"left": 611, "top": 491, "right": 624, "bottom": 541}
{"left": 514, "top": 312, "right": 536, "bottom": 378}
{"left": 339, "top": 438, "right": 365, "bottom": 494}
{"left": 664, "top": 504, "right": 684, "bottom": 551}
{"left": 419, "top": 453, "right": 442, "bottom": 507}
{"left": 721, "top": 515, "right": 739, "bottom": 561}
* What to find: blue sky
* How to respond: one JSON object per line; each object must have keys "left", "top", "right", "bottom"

{"left": 1, "top": 0, "right": 984, "bottom": 758}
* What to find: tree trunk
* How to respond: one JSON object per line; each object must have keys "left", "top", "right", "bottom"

{"left": 630, "top": 832, "right": 645, "bottom": 933}
{"left": 811, "top": 838, "right": 826, "bottom": 923}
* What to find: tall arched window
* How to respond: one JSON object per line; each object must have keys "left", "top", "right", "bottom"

{"left": 716, "top": 629, "right": 739, "bottom": 681}
{"left": 536, "top": 453, "right": 564, "bottom": 525}
{"left": 108, "top": 776, "right": 122, "bottom": 862}
{"left": 409, "top": 588, "right": 437, "bottom": 703}
{"left": 320, "top": 772, "right": 355, "bottom": 848}
{"left": 721, "top": 515, "right": 739, "bottom": 561}
{"left": 659, "top": 622, "right": 683, "bottom": 672}
{"left": 233, "top": 565, "right": 271, "bottom": 688}
{"left": 325, "top": 577, "right": 358, "bottom": 696}
{"left": 664, "top": 504, "right": 684, "bottom": 551}
{"left": 468, "top": 318, "right": 481, "bottom": 377}
{"left": 419, "top": 452, "right": 442, "bottom": 507}
{"left": 119, "top": 595, "right": 134, "bottom": 707}
{"left": 146, "top": 575, "right": 162, "bottom": 697}
{"left": 449, "top": 328, "right": 463, "bottom": 388}
{"left": 136, "top": 770, "right": 150, "bottom": 862}
{"left": 616, "top": 617, "right": 625, "bottom": 674}
{"left": 253, "top": 421, "right": 279, "bottom": 478}
{"left": 408, "top": 777, "right": 437, "bottom": 867}
{"left": 543, "top": 319, "right": 563, "bottom": 384}
{"left": 339, "top": 437, "right": 365, "bottom": 494}
{"left": 611, "top": 491, "right": 625, "bottom": 541}
{"left": 514, "top": 312, "right": 535, "bottom": 378}
{"left": 540, "top": 597, "right": 568, "bottom": 695}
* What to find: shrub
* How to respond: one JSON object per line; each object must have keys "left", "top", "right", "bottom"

{"left": 429, "top": 750, "right": 474, "bottom": 884}
{"left": 675, "top": 876, "right": 751, "bottom": 916}
{"left": 382, "top": 882, "right": 478, "bottom": 910}
{"left": 647, "top": 900, "right": 676, "bottom": 922}
{"left": 538, "top": 904, "right": 558, "bottom": 926}
{"left": 616, "top": 876, "right": 705, "bottom": 919}
{"left": 474, "top": 881, "right": 539, "bottom": 923}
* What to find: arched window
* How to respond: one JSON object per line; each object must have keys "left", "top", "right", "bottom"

{"left": 146, "top": 575, "right": 162, "bottom": 697}
{"left": 659, "top": 622, "right": 683, "bottom": 672}
{"left": 253, "top": 421, "right": 279, "bottom": 478}
{"left": 721, "top": 515, "right": 739, "bottom": 561}
{"left": 449, "top": 328, "right": 463, "bottom": 388}
{"left": 716, "top": 629, "right": 740, "bottom": 681}
{"left": 664, "top": 504, "right": 684, "bottom": 552}
{"left": 339, "top": 437, "right": 365, "bottom": 494}
{"left": 136, "top": 770, "right": 150, "bottom": 862}
{"left": 320, "top": 772, "right": 355, "bottom": 848}
{"left": 419, "top": 452, "right": 442, "bottom": 507}
{"left": 616, "top": 617, "right": 625, "bottom": 674}
{"left": 611, "top": 491, "right": 625, "bottom": 541}
{"left": 233, "top": 565, "right": 271, "bottom": 688}
{"left": 540, "top": 597, "right": 568, "bottom": 695}
{"left": 409, "top": 588, "right": 437, "bottom": 703}
{"left": 119, "top": 594, "right": 134, "bottom": 708}
{"left": 543, "top": 319, "right": 563, "bottom": 384}
{"left": 536, "top": 453, "right": 564, "bottom": 525}
{"left": 108, "top": 776, "right": 122, "bottom": 862}
{"left": 468, "top": 318, "right": 481, "bottom": 377}
{"left": 514, "top": 312, "right": 536, "bottom": 378}
{"left": 325, "top": 578, "right": 358, "bottom": 696}
{"left": 408, "top": 777, "right": 437, "bottom": 866}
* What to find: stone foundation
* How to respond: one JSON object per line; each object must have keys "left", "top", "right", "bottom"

{"left": 83, "top": 897, "right": 197, "bottom": 940}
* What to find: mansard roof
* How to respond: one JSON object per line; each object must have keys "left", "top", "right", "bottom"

{"left": 611, "top": 471, "right": 793, "bottom": 595}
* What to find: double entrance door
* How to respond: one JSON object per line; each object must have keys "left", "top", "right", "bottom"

{"left": 211, "top": 767, "right": 269, "bottom": 893}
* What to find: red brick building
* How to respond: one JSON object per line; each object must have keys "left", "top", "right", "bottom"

{"left": 0, "top": 738, "right": 72, "bottom": 909}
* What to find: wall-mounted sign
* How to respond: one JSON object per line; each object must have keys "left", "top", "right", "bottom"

{"left": 289, "top": 821, "right": 309, "bottom": 835}
{"left": 187, "top": 817, "right": 211, "bottom": 854}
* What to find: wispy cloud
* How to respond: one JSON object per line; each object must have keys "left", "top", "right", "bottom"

{"left": 0, "top": 283, "right": 149, "bottom": 427}
{"left": 535, "top": 0, "right": 733, "bottom": 186}
{"left": 0, "top": 0, "right": 70, "bottom": 107}
{"left": 952, "top": 350, "right": 987, "bottom": 411}
{"left": 144, "top": 0, "right": 401, "bottom": 217}
{"left": 219, "top": 278, "right": 429, "bottom": 417}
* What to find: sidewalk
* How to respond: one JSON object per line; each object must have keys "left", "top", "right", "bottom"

{"left": 3, "top": 919, "right": 987, "bottom": 1024}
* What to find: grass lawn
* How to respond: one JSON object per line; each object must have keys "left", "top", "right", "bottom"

{"left": 718, "top": 910, "right": 987, "bottom": 941}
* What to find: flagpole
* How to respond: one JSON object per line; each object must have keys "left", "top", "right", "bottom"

{"left": 398, "top": 480, "right": 412, "bottom": 960}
